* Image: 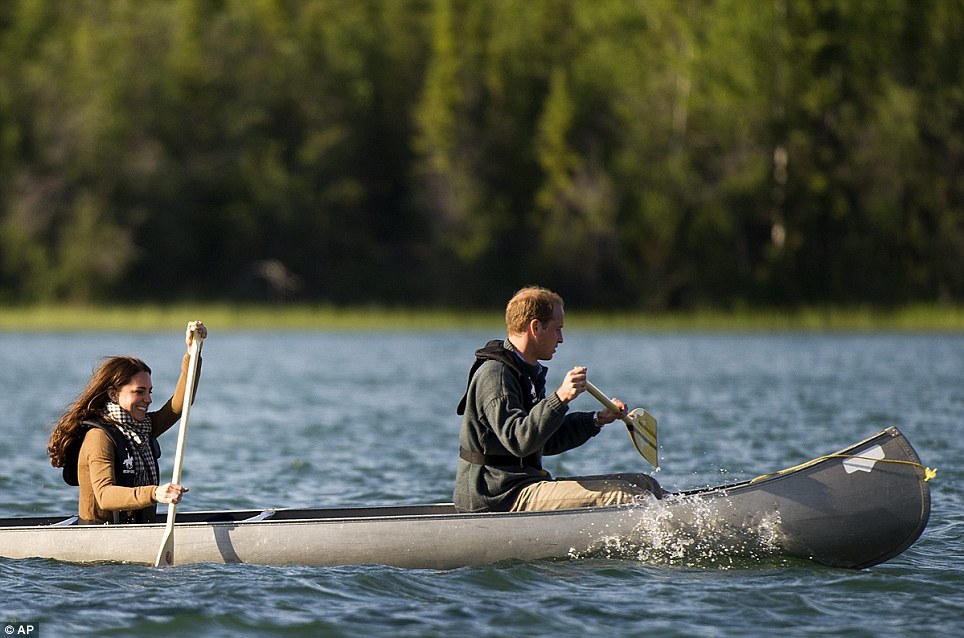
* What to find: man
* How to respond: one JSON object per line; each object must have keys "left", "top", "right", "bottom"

{"left": 454, "top": 286, "right": 663, "bottom": 512}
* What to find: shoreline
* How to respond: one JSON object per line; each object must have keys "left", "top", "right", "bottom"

{"left": 2, "top": 303, "right": 963, "bottom": 332}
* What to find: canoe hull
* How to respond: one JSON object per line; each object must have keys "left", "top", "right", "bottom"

{"left": 660, "top": 427, "right": 931, "bottom": 568}
{"left": 0, "top": 505, "right": 649, "bottom": 569}
{"left": 0, "top": 427, "right": 930, "bottom": 569}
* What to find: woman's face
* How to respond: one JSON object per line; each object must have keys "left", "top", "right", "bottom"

{"left": 112, "top": 371, "right": 153, "bottom": 422}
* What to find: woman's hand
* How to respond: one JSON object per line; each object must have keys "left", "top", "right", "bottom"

{"left": 185, "top": 320, "right": 207, "bottom": 349}
{"left": 154, "top": 482, "right": 189, "bottom": 504}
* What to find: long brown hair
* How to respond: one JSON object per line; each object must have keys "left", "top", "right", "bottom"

{"left": 47, "top": 356, "right": 152, "bottom": 468}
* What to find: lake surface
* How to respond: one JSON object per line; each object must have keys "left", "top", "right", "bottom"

{"left": 1, "top": 329, "right": 961, "bottom": 637}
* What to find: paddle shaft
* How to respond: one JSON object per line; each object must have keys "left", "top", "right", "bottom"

{"left": 168, "top": 338, "right": 202, "bottom": 486}
{"left": 585, "top": 381, "right": 634, "bottom": 429}
{"left": 153, "top": 332, "right": 204, "bottom": 568}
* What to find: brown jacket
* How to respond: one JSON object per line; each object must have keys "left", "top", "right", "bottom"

{"left": 77, "top": 353, "right": 196, "bottom": 524}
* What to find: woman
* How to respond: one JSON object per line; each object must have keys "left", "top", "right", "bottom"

{"left": 47, "top": 321, "right": 207, "bottom": 524}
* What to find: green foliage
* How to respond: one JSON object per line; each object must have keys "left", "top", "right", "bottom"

{"left": 0, "top": 0, "right": 961, "bottom": 309}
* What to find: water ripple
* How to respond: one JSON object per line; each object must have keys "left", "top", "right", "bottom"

{"left": 1, "top": 331, "right": 962, "bottom": 638}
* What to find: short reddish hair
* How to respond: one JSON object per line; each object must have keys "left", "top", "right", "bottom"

{"left": 505, "top": 286, "right": 564, "bottom": 334}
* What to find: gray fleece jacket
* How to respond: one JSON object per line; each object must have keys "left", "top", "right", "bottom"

{"left": 453, "top": 339, "right": 600, "bottom": 512}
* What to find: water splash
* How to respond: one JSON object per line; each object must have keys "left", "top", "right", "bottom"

{"left": 569, "top": 492, "right": 788, "bottom": 569}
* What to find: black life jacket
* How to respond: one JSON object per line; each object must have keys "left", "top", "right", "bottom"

{"left": 62, "top": 419, "right": 161, "bottom": 524}
{"left": 457, "top": 339, "right": 543, "bottom": 416}
{"left": 457, "top": 339, "right": 546, "bottom": 469}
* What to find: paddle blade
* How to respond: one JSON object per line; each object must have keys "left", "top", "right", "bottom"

{"left": 154, "top": 525, "right": 175, "bottom": 567}
{"left": 627, "top": 408, "right": 658, "bottom": 468}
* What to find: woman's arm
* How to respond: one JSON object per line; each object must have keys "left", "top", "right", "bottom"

{"left": 81, "top": 429, "right": 157, "bottom": 511}
{"left": 150, "top": 321, "right": 206, "bottom": 436}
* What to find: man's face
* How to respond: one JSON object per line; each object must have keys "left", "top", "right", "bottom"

{"left": 533, "top": 305, "right": 565, "bottom": 361}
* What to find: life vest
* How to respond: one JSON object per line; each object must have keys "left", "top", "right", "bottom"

{"left": 457, "top": 339, "right": 545, "bottom": 468}
{"left": 62, "top": 419, "right": 161, "bottom": 524}
{"left": 457, "top": 339, "right": 544, "bottom": 415}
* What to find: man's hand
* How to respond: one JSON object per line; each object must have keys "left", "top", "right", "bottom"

{"left": 556, "top": 366, "right": 588, "bottom": 404}
{"left": 595, "top": 398, "right": 628, "bottom": 425}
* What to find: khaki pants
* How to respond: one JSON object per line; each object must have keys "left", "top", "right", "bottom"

{"left": 509, "top": 473, "right": 664, "bottom": 512}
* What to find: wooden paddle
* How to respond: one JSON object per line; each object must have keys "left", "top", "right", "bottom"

{"left": 585, "top": 381, "right": 659, "bottom": 468}
{"left": 153, "top": 328, "right": 204, "bottom": 568}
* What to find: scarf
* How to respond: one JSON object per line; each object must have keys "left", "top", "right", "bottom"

{"left": 101, "top": 401, "right": 159, "bottom": 486}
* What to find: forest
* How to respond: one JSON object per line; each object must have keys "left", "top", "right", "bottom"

{"left": 1, "top": 0, "right": 962, "bottom": 310}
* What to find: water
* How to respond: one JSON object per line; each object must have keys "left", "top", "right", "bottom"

{"left": 1, "top": 330, "right": 962, "bottom": 637}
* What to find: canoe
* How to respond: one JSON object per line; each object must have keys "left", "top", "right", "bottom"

{"left": 0, "top": 427, "right": 930, "bottom": 569}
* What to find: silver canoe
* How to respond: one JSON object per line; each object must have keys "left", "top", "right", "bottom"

{"left": 0, "top": 427, "right": 931, "bottom": 569}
